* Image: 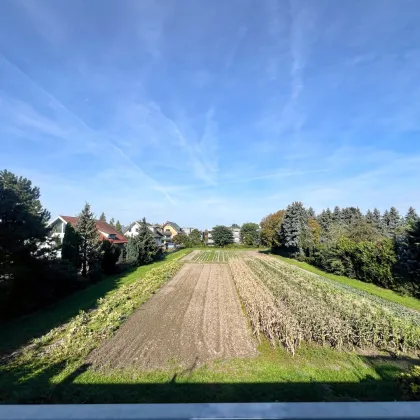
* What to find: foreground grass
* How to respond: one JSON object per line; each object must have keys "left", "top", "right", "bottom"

{"left": 4, "top": 339, "right": 416, "bottom": 403}
{"left": 0, "top": 249, "right": 191, "bottom": 356}
{"left": 271, "top": 254, "right": 420, "bottom": 312}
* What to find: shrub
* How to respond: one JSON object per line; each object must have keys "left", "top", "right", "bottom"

{"left": 0, "top": 258, "right": 79, "bottom": 321}
{"left": 101, "top": 240, "right": 121, "bottom": 274}
{"left": 399, "top": 366, "right": 420, "bottom": 400}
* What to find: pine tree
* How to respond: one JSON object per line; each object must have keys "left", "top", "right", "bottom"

{"left": 115, "top": 220, "right": 123, "bottom": 235}
{"left": 406, "top": 207, "right": 419, "bottom": 226}
{"left": 76, "top": 203, "right": 101, "bottom": 278}
{"left": 366, "top": 209, "right": 374, "bottom": 224}
{"left": 387, "top": 207, "right": 401, "bottom": 233}
{"left": 99, "top": 212, "right": 106, "bottom": 222}
{"left": 332, "top": 206, "right": 341, "bottom": 223}
{"left": 0, "top": 170, "right": 50, "bottom": 266}
{"left": 280, "top": 202, "right": 309, "bottom": 255}
{"left": 307, "top": 207, "right": 316, "bottom": 218}
{"left": 382, "top": 210, "right": 390, "bottom": 231}
{"left": 109, "top": 217, "right": 115, "bottom": 228}
{"left": 61, "top": 223, "right": 80, "bottom": 269}
{"left": 317, "top": 208, "right": 332, "bottom": 232}
{"left": 372, "top": 208, "right": 382, "bottom": 225}
{"left": 126, "top": 218, "right": 159, "bottom": 265}
{"left": 406, "top": 219, "right": 420, "bottom": 277}
{"left": 341, "top": 207, "right": 362, "bottom": 225}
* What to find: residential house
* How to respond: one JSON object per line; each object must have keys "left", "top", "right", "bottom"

{"left": 203, "top": 229, "right": 214, "bottom": 246}
{"left": 48, "top": 216, "right": 128, "bottom": 256}
{"left": 162, "top": 221, "right": 183, "bottom": 239}
{"left": 124, "top": 221, "right": 164, "bottom": 247}
{"left": 182, "top": 227, "right": 195, "bottom": 235}
{"left": 231, "top": 227, "right": 241, "bottom": 244}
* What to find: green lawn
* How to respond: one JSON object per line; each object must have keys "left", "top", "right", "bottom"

{"left": 0, "top": 249, "right": 191, "bottom": 356}
{"left": 2, "top": 338, "right": 414, "bottom": 403}
{"left": 270, "top": 254, "right": 420, "bottom": 312}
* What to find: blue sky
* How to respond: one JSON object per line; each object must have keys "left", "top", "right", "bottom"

{"left": 1, "top": 0, "right": 419, "bottom": 228}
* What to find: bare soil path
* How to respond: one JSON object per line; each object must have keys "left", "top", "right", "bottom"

{"left": 89, "top": 263, "right": 257, "bottom": 370}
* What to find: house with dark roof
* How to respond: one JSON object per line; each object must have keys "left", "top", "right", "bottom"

{"left": 162, "top": 221, "right": 183, "bottom": 240}
{"left": 48, "top": 215, "right": 128, "bottom": 250}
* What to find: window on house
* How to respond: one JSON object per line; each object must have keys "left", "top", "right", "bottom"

{"left": 108, "top": 234, "right": 117, "bottom": 239}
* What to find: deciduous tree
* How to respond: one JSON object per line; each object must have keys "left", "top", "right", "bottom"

{"left": 240, "top": 222, "right": 260, "bottom": 247}
{"left": 260, "top": 210, "right": 285, "bottom": 249}
{"left": 189, "top": 229, "right": 203, "bottom": 246}
{"left": 212, "top": 225, "right": 234, "bottom": 247}
{"left": 173, "top": 233, "right": 190, "bottom": 247}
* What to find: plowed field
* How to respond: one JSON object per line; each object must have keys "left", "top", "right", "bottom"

{"left": 89, "top": 263, "right": 257, "bottom": 370}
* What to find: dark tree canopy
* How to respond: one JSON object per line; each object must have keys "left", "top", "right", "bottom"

{"left": 76, "top": 203, "right": 101, "bottom": 278}
{"left": 0, "top": 169, "right": 50, "bottom": 266}
{"left": 0, "top": 170, "right": 78, "bottom": 320}
{"left": 101, "top": 240, "right": 121, "bottom": 274}
{"left": 212, "top": 225, "right": 234, "bottom": 247}
{"left": 62, "top": 223, "right": 80, "bottom": 269}
{"left": 99, "top": 212, "right": 106, "bottom": 222}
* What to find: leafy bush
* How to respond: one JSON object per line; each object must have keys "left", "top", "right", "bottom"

{"left": 0, "top": 258, "right": 79, "bottom": 321}
{"left": 398, "top": 366, "right": 420, "bottom": 400}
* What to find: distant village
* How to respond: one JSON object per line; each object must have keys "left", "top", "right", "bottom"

{"left": 48, "top": 216, "right": 243, "bottom": 250}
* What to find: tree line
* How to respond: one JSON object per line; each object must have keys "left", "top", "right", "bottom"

{"left": 260, "top": 203, "right": 420, "bottom": 297}
{"left": 0, "top": 170, "right": 161, "bottom": 321}
{"left": 173, "top": 223, "right": 260, "bottom": 247}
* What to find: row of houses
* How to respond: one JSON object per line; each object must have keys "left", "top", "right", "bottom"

{"left": 48, "top": 216, "right": 243, "bottom": 250}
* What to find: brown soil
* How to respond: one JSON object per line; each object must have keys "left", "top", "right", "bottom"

{"left": 89, "top": 263, "right": 257, "bottom": 370}
{"left": 179, "top": 250, "right": 199, "bottom": 262}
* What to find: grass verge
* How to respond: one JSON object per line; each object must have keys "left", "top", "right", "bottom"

{"left": 1, "top": 249, "right": 191, "bottom": 355}
{"left": 270, "top": 254, "right": 420, "bottom": 312}
{"left": 0, "top": 252, "right": 188, "bottom": 403}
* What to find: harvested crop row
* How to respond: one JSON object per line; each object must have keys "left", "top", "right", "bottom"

{"left": 257, "top": 257, "right": 420, "bottom": 324}
{"left": 229, "top": 260, "right": 302, "bottom": 355}
{"left": 230, "top": 256, "right": 420, "bottom": 353}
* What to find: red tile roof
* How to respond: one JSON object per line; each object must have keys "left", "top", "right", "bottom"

{"left": 60, "top": 215, "right": 128, "bottom": 244}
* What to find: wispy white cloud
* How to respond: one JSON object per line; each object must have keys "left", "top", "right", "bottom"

{"left": 0, "top": 53, "right": 176, "bottom": 204}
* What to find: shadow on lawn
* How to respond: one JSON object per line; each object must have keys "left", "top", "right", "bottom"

{"left": 0, "top": 266, "right": 138, "bottom": 356}
{"left": 1, "top": 355, "right": 417, "bottom": 404}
